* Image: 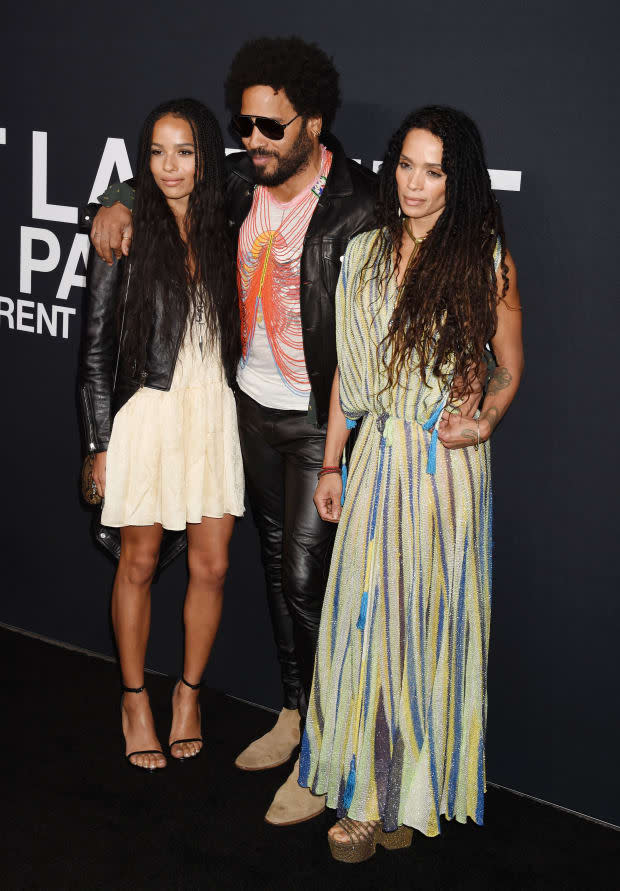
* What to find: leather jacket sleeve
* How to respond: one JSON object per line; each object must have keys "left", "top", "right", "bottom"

{"left": 79, "top": 254, "right": 123, "bottom": 453}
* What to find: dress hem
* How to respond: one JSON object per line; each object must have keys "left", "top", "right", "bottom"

{"left": 299, "top": 778, "right": 484, "bottom": 837}
{"left": 100, "top": 509, "right": 245, "bottom": 531}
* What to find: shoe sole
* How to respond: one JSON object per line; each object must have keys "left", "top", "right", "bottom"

{"left": 328, "top": 824, "right": 413, "bottom": 862}
{"left": 328, "top": 837, "right": 376, "bottom": 863}
{"left": 377, "top": 825, "right": 413, "bottom": 850}
{"left": 264, "top": 804, "right": 326, "bottom": 826}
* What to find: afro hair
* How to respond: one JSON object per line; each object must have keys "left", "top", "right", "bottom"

{"left": 225, "top": 36, "right": 341, "bottom": 131}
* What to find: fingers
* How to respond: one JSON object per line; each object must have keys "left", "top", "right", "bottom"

{"left": 121, "top": 225, "right": 133, "bottom": 257}
{"left": 314, "top": 494, "right": 334, "bottom": 523}
{"left": 90, "top": 223, "right": 109, "bottom": 264}
{"left": 109, "top": 222, "right": 124, "bottom": 260}
{"left": 93, "top": 452, "right": 107, "bottom": 497}
{"left": 437, "top": 425, "right": 480, "bottom": 450}
{"left": 324, "top": 494, "right": 342, "bottom": 522}
{"left": 91, "top": 228, "right": 100, "bottom": 258}
{"left": 92, "top": 224, "right": 114, "bottom": 265}
{"left": 314, "top": 491, "right": 341, "bottom": 524}
{"left": 438, "top": 423, "right": 460, "bottom": 447}
{"left": 90, "top": 208, "right": 132, "bottom": 264}
{"left": 94, "top": 472, "right": 106, "bottom": 498}
{"left": 437, "top": 421, "right": 457, "bottom": 447}
{"left": 323, "top": 503, "right": 341, "bottom": 523}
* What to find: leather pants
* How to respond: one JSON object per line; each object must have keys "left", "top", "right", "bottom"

{"left": 236, "top": 388, "right": 336, "bottom": 716}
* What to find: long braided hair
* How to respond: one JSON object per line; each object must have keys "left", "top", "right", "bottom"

{"left": 120, "top": 98, "right": 239, "bottom": 385}
{"left": 368, "top": 106, "right": 508, "bottom": 400}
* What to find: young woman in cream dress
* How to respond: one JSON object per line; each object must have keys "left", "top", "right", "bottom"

{"left": 81, "top": 99, "right": 243, "bottom": 771}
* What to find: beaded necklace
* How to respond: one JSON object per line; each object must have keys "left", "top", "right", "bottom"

{"left": 238, "top": 147, "right": 332, "bottom": 392}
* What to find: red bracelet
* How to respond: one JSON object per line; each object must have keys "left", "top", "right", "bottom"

{"left": 317, "top": 467, "right": 342, "bottom": 480}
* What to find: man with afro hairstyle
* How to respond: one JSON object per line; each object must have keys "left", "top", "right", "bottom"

{"left": 86, "top": 36, "right": 377, "bottom": 826}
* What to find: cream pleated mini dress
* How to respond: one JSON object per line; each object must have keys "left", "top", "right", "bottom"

{"left": 101, "top": 315, "right": 244, "bottom": 530}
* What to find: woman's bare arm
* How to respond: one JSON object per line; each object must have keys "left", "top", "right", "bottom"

{"left": 314, "top": 369, "right": 351, "bottom": 523}
{"left": 438, "top": 251, "right": 524, "bottom": 448}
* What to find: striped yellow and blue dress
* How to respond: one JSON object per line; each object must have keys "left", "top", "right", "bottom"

{"left": 299, "top": 229, "right": 493, "bottom": 836}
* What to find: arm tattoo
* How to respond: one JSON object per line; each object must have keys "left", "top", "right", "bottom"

{"left": 461, "top": 428, "right": 478, "bottom": 445}
{"left": 481, "top": 406, "right": 499, "bottom": 432}
{"left": 487, "top": 366, "right": 512, "bottom": 395}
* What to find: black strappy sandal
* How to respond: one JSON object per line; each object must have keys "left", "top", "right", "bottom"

{"left": 121, "top": 683, "right": 166, "bottom": 772}
{"left": 169, "top": 676, "right": 204, "bottom": 760}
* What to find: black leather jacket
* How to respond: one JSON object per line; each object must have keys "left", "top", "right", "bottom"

{"left": 79, "top": 257, "right": 198, "bottom": 567}
{"left": 80, "top": 134, "right": 377, "bottom": 429}
{"left": 79, "top": 254, "right": 226, "bottom": 455}
{"left": 80, "top": 255, "right": 138, "bottom": 455}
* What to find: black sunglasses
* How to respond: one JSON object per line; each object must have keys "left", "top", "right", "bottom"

{"left": 231, "top": 113, "right": 301, "bottom": 141}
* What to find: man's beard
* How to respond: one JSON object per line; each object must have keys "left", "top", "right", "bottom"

{"left": 250, "top": 125, "right": 314, "bottom": 187}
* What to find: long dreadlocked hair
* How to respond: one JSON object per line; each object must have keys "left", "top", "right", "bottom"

{"left": 120, "top": 98, "right": 239, "bottom": 385}
{"left": 368, "top": 106, "right": 508, "bottom": 400}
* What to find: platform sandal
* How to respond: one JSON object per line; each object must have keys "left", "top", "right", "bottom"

{"left": 328, "top": 818, "right": 413, "bottom": 863}
{"left": 121, "top": 684, "right": 166, "bottom": 772}
{"left": 169, "top": 676, "right": 204, "bottom": 760}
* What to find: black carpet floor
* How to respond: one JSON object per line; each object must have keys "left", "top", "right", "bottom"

{"left": 1, "top": 627, "right": 618, "bottom": 890}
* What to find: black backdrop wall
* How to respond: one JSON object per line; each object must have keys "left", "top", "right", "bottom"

{"left": 2, "top": 2, "right": 618, "bottom": 827}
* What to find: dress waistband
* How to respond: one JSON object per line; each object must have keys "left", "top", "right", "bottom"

{"left": 366, "top": 393, "right": 449, "bottom": 474}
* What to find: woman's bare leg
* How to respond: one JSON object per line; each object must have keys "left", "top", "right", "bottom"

{"left": 112, "top": 523, "right": 165, "bottom": 770}
{"left": 169, "top": 514, "right": 235, "bottom": 759}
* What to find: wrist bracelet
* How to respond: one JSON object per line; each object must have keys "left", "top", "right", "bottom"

{"left": 317, "top": 467, "right": 342, "bottom": 480}
{"left": 474, "top": 418, "right": 480, "bottom": 451}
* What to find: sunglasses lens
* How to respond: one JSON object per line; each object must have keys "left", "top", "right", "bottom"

{"left": 256, "top": 118, "right": 285, "bottom": 140}
{"left": 232, "top": 115, "right": 286, "bottom": 141}
{"left": 232, "top": 115, "right": 253, "bottom": 138}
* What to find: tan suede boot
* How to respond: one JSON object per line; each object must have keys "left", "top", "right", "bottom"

{"left": 264, "top": 757, "right": 326, "bottom": 826}
{"left": 234, "top": 707, "right": 300, "bottom": 771}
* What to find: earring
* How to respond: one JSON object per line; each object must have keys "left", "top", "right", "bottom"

{"left": 398, "top": 206, "right": 402, "bottom": 218}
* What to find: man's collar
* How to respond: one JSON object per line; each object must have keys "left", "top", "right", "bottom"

{"left": 226, "top": 150, "right": 255, "bottom": 185}
{"left": 320, "top": 133, "right": 353, "bottom": 199}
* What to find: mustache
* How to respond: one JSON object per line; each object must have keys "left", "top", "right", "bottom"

{"left": 249, "top": 149, "right": 279, "bottom": 159}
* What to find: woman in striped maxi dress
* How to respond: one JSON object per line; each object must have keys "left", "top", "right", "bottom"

{"left": 298, "top": 107, "right": 524, "bottom": 862}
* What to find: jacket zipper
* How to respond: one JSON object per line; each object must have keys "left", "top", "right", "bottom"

{"left": 81, "top": 385, "right": 97, "bottom": 452}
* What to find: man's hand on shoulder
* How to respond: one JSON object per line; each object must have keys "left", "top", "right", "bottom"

{"left": 91, "top": 202, "right": 133, "bottom": 265}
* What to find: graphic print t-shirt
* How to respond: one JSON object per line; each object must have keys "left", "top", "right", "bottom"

{"left": 236, "top": 147, "right": 332, "bottom": 410}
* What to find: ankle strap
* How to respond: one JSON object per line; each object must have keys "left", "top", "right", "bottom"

{"left": 122, "top": 683, "right": 145, "bottom": 694}
{"left": 181, "top": 676, "right": 202, "bottom": 690}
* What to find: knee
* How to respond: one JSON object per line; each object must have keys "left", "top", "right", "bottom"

{"left": 120, "top": 548, "right": 159, "bottom": 587}
{"left": 188, "top": 553, "right": 229, "bottom": 589}
{"left": 283, "top": 531, "right": 333, "bottom": 609}
{"left": 282, "top": 553, "right": 322, "bottom": 616}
